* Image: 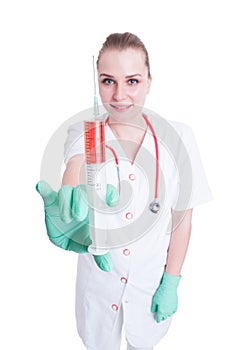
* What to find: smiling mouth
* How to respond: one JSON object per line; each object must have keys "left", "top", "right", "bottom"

{"left": 109, "top": 103, "right": 133, "bottom": 111}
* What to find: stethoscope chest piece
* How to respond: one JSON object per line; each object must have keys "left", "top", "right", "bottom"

{"left": 149, "top": 198, "right": 160, "bottom": 214}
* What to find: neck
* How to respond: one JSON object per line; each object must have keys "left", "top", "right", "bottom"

{"left": 108, "top": 114, "right": 147, "bottom": 140}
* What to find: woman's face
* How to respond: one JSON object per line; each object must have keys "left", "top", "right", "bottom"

{"left": 97, "top": 48, "right": 152, "bottom": 122}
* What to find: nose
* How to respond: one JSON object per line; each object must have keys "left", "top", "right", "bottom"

{"left": 112, "top": 83, "right": 127, "bottom": 101}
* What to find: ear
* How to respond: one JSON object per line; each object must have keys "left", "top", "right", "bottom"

{"left": 147, "top": 75, "right": 152, "bottom": 94}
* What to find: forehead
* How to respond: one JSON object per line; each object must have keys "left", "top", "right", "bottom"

{"left": 97, "top": 48, "right": 147, "bottom": 75}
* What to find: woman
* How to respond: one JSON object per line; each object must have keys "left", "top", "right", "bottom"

{"left": 37, "top": 32, "right": 212, "bottom": 350}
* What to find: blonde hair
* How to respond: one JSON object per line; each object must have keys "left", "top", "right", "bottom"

{"left": 97, "top": 32, "right": 151, "bottom": 77}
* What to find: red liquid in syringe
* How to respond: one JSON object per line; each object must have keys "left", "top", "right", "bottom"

{"left": 84, "top": 120, "right": 106, "bottom": 164}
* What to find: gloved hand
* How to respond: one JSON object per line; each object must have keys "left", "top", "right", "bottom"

{"left": 151, "top": 271, "right": 181, "bottom": 323}
{"left": 36, "top": 180, "right": 119, "bottom": 272}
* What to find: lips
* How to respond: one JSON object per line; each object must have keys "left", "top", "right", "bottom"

{"left": 110, "top": 103, "right": 133, "bottom": 111}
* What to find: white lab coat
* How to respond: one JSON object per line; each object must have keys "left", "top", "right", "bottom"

{"left": 64, "top": 111, "right": 212, "bottom": 349}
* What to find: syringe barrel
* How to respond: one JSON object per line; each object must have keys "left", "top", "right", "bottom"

{"left": 84, "top": 119, "right": 109, "bottom": 255}
{"left": 84, "top": 120, "right": 106, "bottom": 164}
{"left": 86, "top": 163, "right": 108, "bottom": 255}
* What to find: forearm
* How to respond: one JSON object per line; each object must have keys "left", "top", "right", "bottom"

{"left": 165, "top": 209, "right": 193, "bottom": 276}
{"left": 62, "top": 155, "right": 86, "bottom": 186}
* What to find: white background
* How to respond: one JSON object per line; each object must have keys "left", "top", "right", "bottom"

{"left": 1, "top": 0, "right": 232, "bottom": 349}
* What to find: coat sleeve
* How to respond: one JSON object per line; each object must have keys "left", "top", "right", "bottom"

{"left": 171, "top": 123, "right": 212, "bottom": 210}
{"left": 64, "top": 121, "right": 85, "bottom": 165}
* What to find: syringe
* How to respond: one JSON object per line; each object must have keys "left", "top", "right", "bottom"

{"left": 84, "top": 120, "right": 108, "bottom": 255}
{"left": 84, "top": 57, "right": 109, "bottom": 255}
{"left": 92, "top": 55, "right": 99, "bottom": 118}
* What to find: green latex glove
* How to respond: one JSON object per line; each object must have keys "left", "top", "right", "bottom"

{"left": 36, "top": 180, "right": 119, "bottom": 272}
{"left": 151, "top": 271, "right": 181, "bottom": 323}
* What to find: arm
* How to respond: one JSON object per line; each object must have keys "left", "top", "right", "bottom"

{"left": 165, "top": 208, "right": 193, "bottom": 276}
{"left": 62, "top": 154, "right": 86, "bottom": 186}
{"left": 151, "top": 208, "right": 193, "bottom": 322}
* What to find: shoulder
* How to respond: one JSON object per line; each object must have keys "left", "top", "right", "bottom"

{"left": 167, "top": 120, "right": 196, "bottom": 148}
{"left": 167, "top": 120, "right": 194, "bottom": 137}
{"left": 145, "top": 111, "right": 196, "bottom": 150}
{"left": 66, "top": 121, "right": 84, "bottom": 136}
{"left": 145, "top": 110, "right": 193, "bottom": 135}
{"left": 64, "top": 121, "right": 85, "bottom": 149}
{"left": 64, "top": 121, "right": 85, "bottom": 164}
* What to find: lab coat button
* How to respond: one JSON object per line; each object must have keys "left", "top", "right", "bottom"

{"left": 123, "top": 249, "right": 130, "bottom": 256}
{"left": 120, "top": 277, "right": 128, "bottom": 284}
{"left": 129, "top": 173, "right": 136, "bottom": 181}
{"left": 125, "top": 212, "right": 133, "bottom": 220}
{"left": 111, "top": 304, "right": 118, "bottom": 311}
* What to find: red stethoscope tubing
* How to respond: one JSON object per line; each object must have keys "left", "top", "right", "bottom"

{"left": 106, "top": 114, "right": 159, "bottom": 202}
{"left": 142, "top": 114, "right": 159, "bottom": 199}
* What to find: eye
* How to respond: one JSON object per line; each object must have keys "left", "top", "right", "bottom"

{"left": 102, "top": 78, "right": 115, "bottom": 85}
{"left": 128, "top": 79, "right": 139, "bottom": 85}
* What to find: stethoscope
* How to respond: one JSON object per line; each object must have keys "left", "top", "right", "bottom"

{"left": 105, "top": 114, "right": 160, "bottom": 214}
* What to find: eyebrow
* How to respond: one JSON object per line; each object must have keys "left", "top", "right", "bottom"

{"left": 99, "top": 73, "right": 142, "bottom": 78}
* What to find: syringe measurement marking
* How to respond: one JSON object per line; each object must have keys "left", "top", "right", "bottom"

{"left": 87, "top": 167, "right": 101, "bottom": 190}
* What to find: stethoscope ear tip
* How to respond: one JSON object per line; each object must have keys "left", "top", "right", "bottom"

{"left": 149, "top": 199, "right": 160, "bottom": 214}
